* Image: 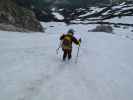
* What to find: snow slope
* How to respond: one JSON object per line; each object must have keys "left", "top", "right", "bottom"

{"left": 0, "top": 22, "right": 133, "bottom": 100}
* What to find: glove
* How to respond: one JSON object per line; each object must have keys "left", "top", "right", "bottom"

{"left": 79, "top": 38, "right": 82, "bottom": 43}
{"left": 78, "top": 38, "right": 81, "bottom": 46}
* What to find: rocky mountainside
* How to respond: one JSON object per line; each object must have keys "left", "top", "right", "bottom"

{"left": 41, "top": 2, "right": 133, "bottom": 26}
{"left": 15, "top": 0, "right": 111, "bottom": 9}
{"left": 0, "top": 0, "right": 44, "bottom": 32}
{"left": 14, "top": 0, "right": 133, "bottom": 9}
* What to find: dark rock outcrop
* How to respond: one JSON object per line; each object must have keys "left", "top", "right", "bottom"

{"left": 33, "top": 8, "right": 56, "bottom": 22}
{"left": 0, "top": 0, "right": 44, "bottom": 32}
{"left": 91, "top": 24, "right": 114, "bottom": 33}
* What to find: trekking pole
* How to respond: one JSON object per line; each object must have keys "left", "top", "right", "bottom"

{"left": 56, "top": 46, "right": 61, "bottom": 55}
{"left": 56, "top": 41, "right": 62, "bottom": 55}
{"left": 75, "top": 45, "right": 80, "bottom": 63}
{"left": 75, "top": 38, "right": 81, "bottom": 63}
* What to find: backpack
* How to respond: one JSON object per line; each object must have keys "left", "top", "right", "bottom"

{"left": 62, "top": 35, "right": 72, "bottom": 49}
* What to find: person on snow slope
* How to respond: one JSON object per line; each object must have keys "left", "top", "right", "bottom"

{"left": 60, "top": 29, "right": 81, "bottom": 61}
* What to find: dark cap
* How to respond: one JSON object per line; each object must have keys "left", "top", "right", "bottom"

{"left": 68, "top": 29, "right": 75, "bottom": 35}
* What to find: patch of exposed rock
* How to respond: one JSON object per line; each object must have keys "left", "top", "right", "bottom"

{"left": 91, "top": 24, "right": 114, "bottom": 33}
{"left": 0, "top": 0, "right": 44, "bottom": 32}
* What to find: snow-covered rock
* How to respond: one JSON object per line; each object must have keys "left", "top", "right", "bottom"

{"left": 52, "top": 12, "right": 64, "bottom": 20}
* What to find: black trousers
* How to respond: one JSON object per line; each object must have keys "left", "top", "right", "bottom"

{"left": 63, "top": 49, "right": 72, "bottom": 61}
